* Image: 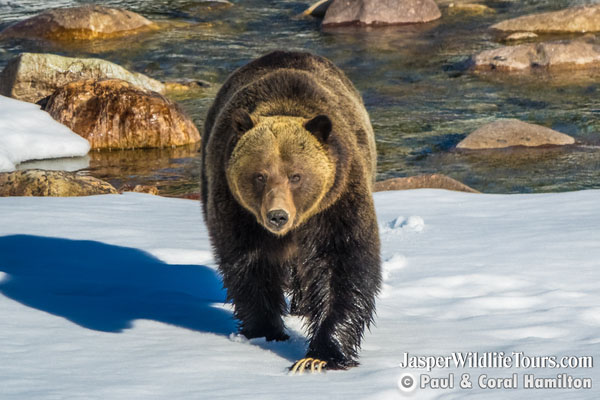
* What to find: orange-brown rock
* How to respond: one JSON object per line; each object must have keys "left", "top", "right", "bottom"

{"left": 0, "top": 169, "right": 118, "bottom": 196}
{"left": 374, "top": 174, "right": 479, "bottom": 193}
{"left": 43, "top": 79, "right": 200, "bottom": 150}
{"left": 0, "top": 5, "right": 158, "bottom": 41}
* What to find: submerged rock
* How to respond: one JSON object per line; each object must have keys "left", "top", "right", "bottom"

{"left": 0, "top": 53, "right": 164, "bottom": 104}
{"left": 118, "top": 184, "right": 159, "bottom": 195}
{"left": 491, "top": 5, "right": 600, "bottom": 33}
{"left": 457, "top": 119, "right": 575, "bottom": 150}
{"left": 43, "top": 79, "right": 200, "bottom": 150}
{"left": 322, "top": 0, "right": 441, "bottom": 26}
{"left": 504, "top": 32, "right": 538, "bottom": 41}
{"left": 374, "top": 174, "right": 479, "bottom": 193}
{"left": 472, "top": 38, "right": 600, "bottom": 71}
{"left": 0, "top": 169, "right": 118, "bottom": 196}
{"left": 447, "top": 3, "right": 494, "bottom": 15}
{"left": 0, "top": 5, "right": 158, "bottom": 41}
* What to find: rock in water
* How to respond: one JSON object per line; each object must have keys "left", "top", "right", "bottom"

{"left": 0, "top": 5, "right": 158, "bottom": 41}
{"left": 0, "top": 53, "right": 165, "bottom": 104}
{"left": 0, "top": 170, "right": 118, "bottom": 196}
{"left": 374, "top": 174, "right": 479, "bottom": 193}
{"left": 491, "top": 5, "right": 600, "bottom": 33}
{"left": 457, "top": 119, "right": 575, "bottom": 150}
{"left": 322, "top": 0, "right": 441, "bottom": 26}
{"left": 303, "top": 0, "right": 334, "bottom": 18}
{"left": 43, "top": 79, "right": 200, "bottom": 150}
{"left": 472, "top": 39, "right": 600, "bottom": 71}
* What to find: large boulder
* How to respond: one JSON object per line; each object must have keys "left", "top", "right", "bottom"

{"left": 472, "top": 39, "right": 600, "bottom": 71}
{"left": 491, "top": 5, "right": 600, "bottom": 34}
{"left": 322, "top": 0, "right": 441, "bottom": 26}
{"left": 43, "top": 79, "right": 200, "bottom": 150}
{"left": 457, "top": 119, "right": 575, "bottom": 150}
{"left": 0, "top": 169, "right": 118, "bottom": 196}
{"left": 0, "top": 53, "right": 165, "bottom": 104}
{"left": 0, "top": 5, "right": 158, "bottom": 41}
{"left": 374, "top": 174, "right": 479, "bottom": 193}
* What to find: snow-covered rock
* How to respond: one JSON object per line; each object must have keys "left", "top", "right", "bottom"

{"left": 0, "top": 95, "right": 90, "bottom": 172}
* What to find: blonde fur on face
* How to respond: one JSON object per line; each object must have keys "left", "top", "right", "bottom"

{"left": 226, "top": 116, "right": 335, "bottom": 235}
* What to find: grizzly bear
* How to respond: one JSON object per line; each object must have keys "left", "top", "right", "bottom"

{"left": 201, "top": 51, "right": 381, "bottom": 373}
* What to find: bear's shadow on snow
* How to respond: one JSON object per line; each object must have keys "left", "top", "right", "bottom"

{"left": 0, "top": 234, "right": 306, "bottom": 361}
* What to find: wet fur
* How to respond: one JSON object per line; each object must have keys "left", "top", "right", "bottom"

{"left": 201, "top": 51, "right": 381, "bottom": 369}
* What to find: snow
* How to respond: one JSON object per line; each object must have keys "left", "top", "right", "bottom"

{"left": 0, "top": 95, "right": 90, "bottom": 172}
{"left": 0, "top": 189, "right": 599, "bottom": 399}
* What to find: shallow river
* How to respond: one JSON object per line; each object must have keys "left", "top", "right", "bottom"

{"left": 1, "top": 0, "right": 600, "bottom": 195}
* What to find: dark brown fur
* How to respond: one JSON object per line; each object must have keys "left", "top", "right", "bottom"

{"left": 201, "top": 51, "right": 381, "bottom": 370}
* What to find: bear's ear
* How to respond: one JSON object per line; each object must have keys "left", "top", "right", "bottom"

{"left": 231, "top": 109, "right": 255, "bottom": 134}
{"left": 305, "top": 115, "right": 332, "bottom": 143}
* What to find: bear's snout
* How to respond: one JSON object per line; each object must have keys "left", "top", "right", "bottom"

{"left": 267, "top": 209, "right": 289, "bottom": 229}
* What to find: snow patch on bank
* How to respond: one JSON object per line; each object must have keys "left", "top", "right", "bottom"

{"left": 0, "top": 95, "right": 90, "bottom": 172}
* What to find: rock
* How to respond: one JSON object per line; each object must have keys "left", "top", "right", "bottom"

{"left": 164, "top": 79, "right": 211, "bottom": 94}
{"left": 43, "top": 79, "right": 201, "bottom": 150}
{"left": 504, "top": 32, "right": 538, "bottom": 41}
{"left": 322, "top": 0, "right": 441, "bottom": 26}
{"left": 447, "top": 3, "right": 494, "bottom": 15}
{"left": 0, "top": 53, "right": 165, "bottom": 104}
{"left": 457, "top": 119, "right": 575, "bottom": 150}
{"left": 0, "top": 5, "right": 158, "bottom": 41}
{"left": 303, "top": 0, "right": 334, "bottom": 18}
{"left": 491, "top": 5, "right": 600, "bottom": 33}
{"left": 0, "top": 169, "right": 118, "bottom": 196}
{"left": 374, "top": 174, "right": 479, "bottom": 193}
{"left": 472, "top": 38, "right": 600, "bottom": 71}
{"left": 118, "top": 184, "right": 159, "bottom": 195}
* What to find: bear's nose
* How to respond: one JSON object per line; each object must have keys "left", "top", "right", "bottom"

{"left": 267, "top": 209, "right": 289, "bottom": 229}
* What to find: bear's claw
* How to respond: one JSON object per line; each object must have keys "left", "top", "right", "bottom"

{"left": 289, "top": 358, "right": 327, "bottom": 375}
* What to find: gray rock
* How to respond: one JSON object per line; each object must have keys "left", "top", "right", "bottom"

{"left": 457, "top": 119, "right": 575, "bottom": 150}
{"left": 322, "top": 0, "right": 441, "bottom": 26}
{"left": 374, "top": 174, "right": 479, "bottom": 193}
{"left": 0, "top": 53, "right": 165, "bottom": 104}
{"left": 472, "top": 38, "right": 600, "bottom": 71}
{"left": 491, "top": 5, "right": 600, "bottom": 33}
{"left": 0, "top": 169, "right": 118, "bottom": 197}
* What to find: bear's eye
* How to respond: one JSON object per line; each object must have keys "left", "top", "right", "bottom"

{"left": 254, "top": 174, "right": 266, "bottom": 184}
{"left": 290, "top": 174, "right": 301, "bottom": 183}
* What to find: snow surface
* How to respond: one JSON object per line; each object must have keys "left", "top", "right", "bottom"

{"left": 0, "top": 190, "right": 599, "bottom": 399}
{"left": 0, "top": 95, "right": 90, "bottom": 172}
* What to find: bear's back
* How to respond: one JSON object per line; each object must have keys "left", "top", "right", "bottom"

{"left": 204, "top": 51, "right": 362, "bottom": 136}
{"left": 202, "top": 51, "right": 376, "bottom": 211}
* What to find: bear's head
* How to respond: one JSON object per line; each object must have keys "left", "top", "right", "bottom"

{"left": 226, "top": 111, "right": 335, "bottom": 236}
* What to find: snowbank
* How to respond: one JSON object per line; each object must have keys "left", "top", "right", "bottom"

{"left": 0, "top": 95, "right": 90, "bottom": 172}
{"left": 0, "top": 190, "right": 598, "bottom": 399}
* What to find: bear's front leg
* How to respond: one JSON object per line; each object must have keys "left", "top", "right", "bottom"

{"left": 290, "top": 203, "right": 381, "bottom": 374}
{"left": 220, "top": 253, "right": 290, "bottom": 342}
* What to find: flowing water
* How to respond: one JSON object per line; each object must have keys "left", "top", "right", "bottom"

{"left": 1, "top": 0, "right": 600, "bottom": 195}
